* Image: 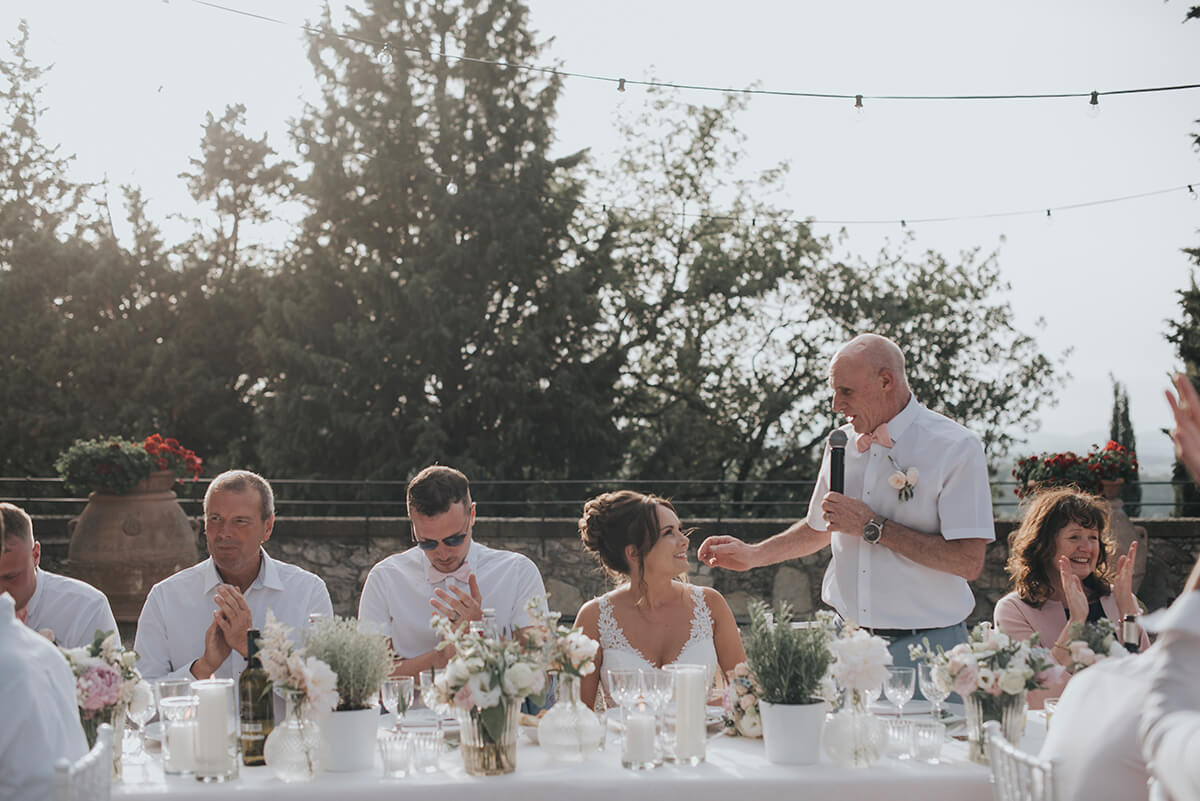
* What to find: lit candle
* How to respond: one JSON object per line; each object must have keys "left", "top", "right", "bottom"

{"left": 673, "top": 665, "right": 706, "bottom": 764}
{"left": 623, "top": 707, "right": 657, "bottom": 767}
{"left": 193, "top": 679, "right": 231, "bottom": 773}
{"left": 166, "top": 721, "right": 196, "bottom": 772}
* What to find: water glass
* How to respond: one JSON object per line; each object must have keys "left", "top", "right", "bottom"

{"left": 400, "top": 718, "right": 442, "bottom": 773}
{"left": 917, "top": 663, "right": 950, "bottom": 720}
{"left": 884, "top": 666, "right": 915, "bottom": 717}
{"left": 1043, "top": 697, "right": 1061, "bottom": 730}
{"left": 382, "top": 677, "right": 415, "bottom": 726}
{"left": 885, "top": 718, "right": 913, "bottom": 759}
{"left": 418, "top": 669, "right": 444, "bottom": 713}
{"left": 378, "top": 730, "right": 412, "bottom": 778}
{"left": 909, "top": 719, "right": 945, "bottom": 763}
{"left": 606, "top": 669, "right": 643, "bottom": 708}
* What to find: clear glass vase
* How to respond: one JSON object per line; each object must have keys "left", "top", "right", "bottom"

{"left": 81, "top": 702, "right": 125, "bottom": 781}
{"left": 457, "top": 700, "right": 519, "bottom": 776}
{"left": 964, "top": 690, "right": 1027, "bottom": 764}
{"left": 823, "top": 689, "right": 886, "bottom": 768}
{"left": 537, "top": 674, "right": 605, "bottom": 761}
{"left": 263, "top": 688, "right": 321, "bottom": 782}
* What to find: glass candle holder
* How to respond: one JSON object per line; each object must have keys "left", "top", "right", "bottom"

{"left": 190, "top": 678, "right": 239, "bottom": 782}
{"left": 620, "top": 701, "right": 658, "bottom": 771}
{"left": 158, "top": 696, "right": 198, "bottom": 775}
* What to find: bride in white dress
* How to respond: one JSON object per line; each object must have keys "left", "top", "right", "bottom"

{"left": 573, "top": 490, "right": 745, "bottom": 709}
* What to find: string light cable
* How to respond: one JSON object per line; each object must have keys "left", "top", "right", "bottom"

{"left": 179, "top": 0, "right": 1200, "bottom": 107}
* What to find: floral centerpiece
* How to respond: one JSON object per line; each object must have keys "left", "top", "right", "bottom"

{"left": 256, "top": 611, "right": 339, "bottom": 781}
{"left": 721, "top": 662, "right": 763, "bottom": 738}
{"left": 910, "top": 622, "right": 1053, "bottom": 763}
{"left": 430, "top": 610, "right": 548, "bottom": 775}
{"left": 532, "top": 608, "right": 604, "bottom": 760}
{"left": 1060, "top": 618, "right": 1127, "bottom": 673}
{"left": 56, "top": 434, "right": 203, "bottom": 495}
{"left": 820, "top": 614, "right": 893, "bottom": 767}
{"left": 59, "top": 630, "right": 152, "bottom": 778}
{"left": 1012, "top": 440, "right": 1138, "bottom": 499}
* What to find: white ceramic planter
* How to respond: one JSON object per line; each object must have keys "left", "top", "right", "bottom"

{"left": 759, "top": 700, "right": 825, "bottom": 765}
{"left": 319, "top": 706, "right": 380, "bottom": 772}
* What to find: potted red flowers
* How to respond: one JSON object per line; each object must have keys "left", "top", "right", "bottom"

{"left": 1012, "top": 440, "right": 1138, "bottom": 499}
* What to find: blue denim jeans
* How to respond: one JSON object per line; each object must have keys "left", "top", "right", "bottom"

{"left": 882, "top": 622, "right": 968, "bottom": 702}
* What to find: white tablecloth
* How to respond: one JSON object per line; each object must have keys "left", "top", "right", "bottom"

{"left": 115, "top": 713, "right": 1049, "bottom": 801}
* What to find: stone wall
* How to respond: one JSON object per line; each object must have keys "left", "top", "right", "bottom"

{"left": 33, "top": 514, "right": 1200, "bottom": 628}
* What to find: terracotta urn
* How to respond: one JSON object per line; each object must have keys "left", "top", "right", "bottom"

{"left": 67, "top": 470, "right": 200, "bottom": 621}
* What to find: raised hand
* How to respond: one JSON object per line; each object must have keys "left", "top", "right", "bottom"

{"left": 194, "top": 615, "right": 232, "bottom": 678}
{"left": 1058, "top": 556, "right": 1089, "bottom": 624}
{"left": 431, "top": 573, "right": 483, "bottom": 626}
{"left": 819, "top": 492, "right": 873, "bottom": 537}
{"left": 1112, "top": 541, "right": 1139, "bottom": 618}
{"left": 698, "top": 535, "right": 755, "bottom": 571}
{"left": 213, "top": 585, "right": 253, "bottom": 657}
{"left": 1166, "top": 372, "right": 1200, "bottom": 484}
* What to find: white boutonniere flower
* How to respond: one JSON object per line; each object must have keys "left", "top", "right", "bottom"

{"left": 887, "top": 456, "right": 918, "bottom": 501}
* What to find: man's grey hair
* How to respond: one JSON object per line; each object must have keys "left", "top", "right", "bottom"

{"left": 204, "top": 470, "right": 275, "bottom": 520}
{"left": 0, "top": 503, "right": 34, "bottom": 550}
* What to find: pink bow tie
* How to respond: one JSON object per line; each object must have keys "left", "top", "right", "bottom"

{"left": 427, "top": 562, "right": 473, "bottom": 587}
{"left": 856, "top": 423, "right": 893, "bottom": 453}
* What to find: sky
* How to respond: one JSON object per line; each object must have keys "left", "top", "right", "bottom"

{"left": 5, "top": 0, "right": 1199, "bottom": 474}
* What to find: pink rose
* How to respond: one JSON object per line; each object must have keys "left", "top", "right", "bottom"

{"left": 78, "top": 664, "right": 122, "bottom": 711}
{"left": 951, "top": 660, "right": 979, "bottom": 697}
{"left": 453, "top": 684, "right": 474, "bottom": 710}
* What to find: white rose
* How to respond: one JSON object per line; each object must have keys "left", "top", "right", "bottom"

{"left": 887, "top": 472, "right": 908, "bottom": 490}
{"left": 998, "top": 668, "right": 1027, "bottom": 695}
{"left": 446, "top": 658, "right": 472, "bottom": 687}
{"left": 467, "top": 672, "right": 502, "bottom": 708}
{"left": 501, "top": 661, "right": 538, "bottom": 698}
{"left": 905, "top": 467, "right": 919, "bottom": 485}
{"left": 128, "top": 680, "right": 155, "bottom": 717}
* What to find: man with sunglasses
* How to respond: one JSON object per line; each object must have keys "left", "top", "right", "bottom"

{"left": 358, "top": 465, "right": 547, "bottom": 678}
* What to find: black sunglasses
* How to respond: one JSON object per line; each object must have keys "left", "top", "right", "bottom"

{"left": 415, "top": 532, "right": 468, "bottom": 551}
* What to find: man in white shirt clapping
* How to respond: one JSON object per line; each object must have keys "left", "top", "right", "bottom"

{"left": 134, "top": 469, "right": 333, "bottom": 681}
{"left": 359, "top": 465, "right": 547, "bottom": 678}
{"left": 0, "top": 502, "right": 119, "bottom": 648}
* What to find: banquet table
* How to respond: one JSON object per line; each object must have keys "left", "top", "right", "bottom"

{"left": 114, "top": 713, "right": 1047, "bottom": 801}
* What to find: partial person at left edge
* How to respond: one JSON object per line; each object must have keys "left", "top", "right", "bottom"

{"left": 135, "top": 469, "right": 333, "bottom": 681}
{"left": 0, "top": 502, "right": 119, "bottom": 648}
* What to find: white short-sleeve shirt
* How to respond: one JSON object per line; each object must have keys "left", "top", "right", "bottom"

{"left": 805, "top": 396, "right": 994, "bottom": 629}
{"left": 134, "top": 549, "right": 333, "bottom": 681}
{"left": 358, "top": 541, "right": 547, "bottom": 658}
{"left": 24, "top": 568, "right": 120, "bottom": 649}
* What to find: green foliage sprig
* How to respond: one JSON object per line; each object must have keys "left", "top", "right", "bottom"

{"left": 743, "top": 600, "right": 832, "bottom": 705}
{"left": 303, "top": 615, "right": 392, "bottom": 711}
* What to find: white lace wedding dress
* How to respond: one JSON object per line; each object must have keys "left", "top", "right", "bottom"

{"left": 597, "top": 583, "right": 718, "bottom": 700}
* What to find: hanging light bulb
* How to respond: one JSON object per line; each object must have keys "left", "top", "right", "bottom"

{"left": 854, "top": 94, "right": 864, "bottom": 112}
{"left": 377, "top": 43, "right": 394, "bottom": 65}
{"left": 617, "top": 78, "right": 626, "bottom": 93}
{"left": 1087, "top": 90, "right": 1100, "bottom": 118}
{"left": 1189, "top": 184, "right": 1197, "bottom": 199}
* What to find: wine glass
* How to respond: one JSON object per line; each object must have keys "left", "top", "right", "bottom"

{"left": 606, "top": 669, "right": 643, "bottom": 709}
{"left": 917, "top": 663, "right": 949, "bottom": 721}
{"left": 883, "top": 666, "right": 916, "bottom": 719}
{"left": 418, "top": 668, "right": 446, "bottom": 715}
{"left": 125, "top": 682, "right": 158, "bottom": 763}
{"left": 382, "top": 677, "right": 415, "bottom": 728}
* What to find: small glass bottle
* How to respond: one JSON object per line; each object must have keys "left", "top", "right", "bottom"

{"left": 239, "top": 629, "right": 274, "bottom": 765}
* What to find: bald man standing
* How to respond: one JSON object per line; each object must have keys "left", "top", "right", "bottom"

{"left": 699, "top": 333, "right": 994, "bottom": 671}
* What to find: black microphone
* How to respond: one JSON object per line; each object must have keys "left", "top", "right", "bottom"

{"left": 829, "top": 430, "right": 847, "bottom": 494}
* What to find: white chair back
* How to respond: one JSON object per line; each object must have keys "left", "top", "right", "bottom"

{"left": 53, "top": 723, "right": 113, "bottom": 801}
{"left": 985, "top": 720, "right": 1057, "bottom": 801}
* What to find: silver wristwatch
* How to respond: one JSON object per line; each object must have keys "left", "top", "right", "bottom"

{"left": 863, "top": 516, "right": 886, "bottom": 544}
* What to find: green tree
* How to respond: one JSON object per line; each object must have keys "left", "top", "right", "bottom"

{"left": 592, "top": 89, "right": 1064, "bottom": 513}
{"left": 1108, "top": 374, "right": 1141, "bottom": 516}
{"left": 253, "top": 0, "right": 624, "bottom": 500}
{"left": 1167, "top": 276, "right": 1200, "bottom": 515}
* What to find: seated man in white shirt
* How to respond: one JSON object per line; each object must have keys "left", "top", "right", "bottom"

{"left": 359, "top": 465, "right": 548, "bottom": 678}
{"left": 135, "top": 469, "right": 333, "bottom": 681}
{"left": 0, "top": 502, "right": 119, "bottom": 648}
{"left": 0, "top": 590, "right": 88, "bottom": 801}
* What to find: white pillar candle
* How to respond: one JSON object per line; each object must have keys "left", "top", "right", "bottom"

{"left": 623, "top": 709, "right": 657, "bottom": 766}
{"left": 193, "top": 680, "right": 231, "bottom": 771}
{"left": 672, "top": 665, "right": 706, "bottom": 764}
{"left": 166, "top": 721, "right": 196, "bottom": 772}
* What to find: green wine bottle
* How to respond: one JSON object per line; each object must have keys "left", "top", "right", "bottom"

{"left": 239, "top": 628, "right": 274, "bottom": 766}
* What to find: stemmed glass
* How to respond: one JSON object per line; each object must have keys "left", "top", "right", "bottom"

{"left": 606, "top": 669, "right": 643, "bottom": 711}
{"left": 418, "top": 668, "right": 446, "bottom": 715}
{"left": 125, "top": 682, "right": 158, "bottom": 763}
{"left": 917, "top": 663, "right": 949, "bottom": 721}
{"left": 883, "top": 666, "right": 916, "bottom": 719}
{"left": 382, "top": 677, "right": 415, "bottom": 729}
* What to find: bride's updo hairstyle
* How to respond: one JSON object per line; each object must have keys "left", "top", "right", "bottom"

{"left": 579, "top": 490, "right": 675, "bottom": 581}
